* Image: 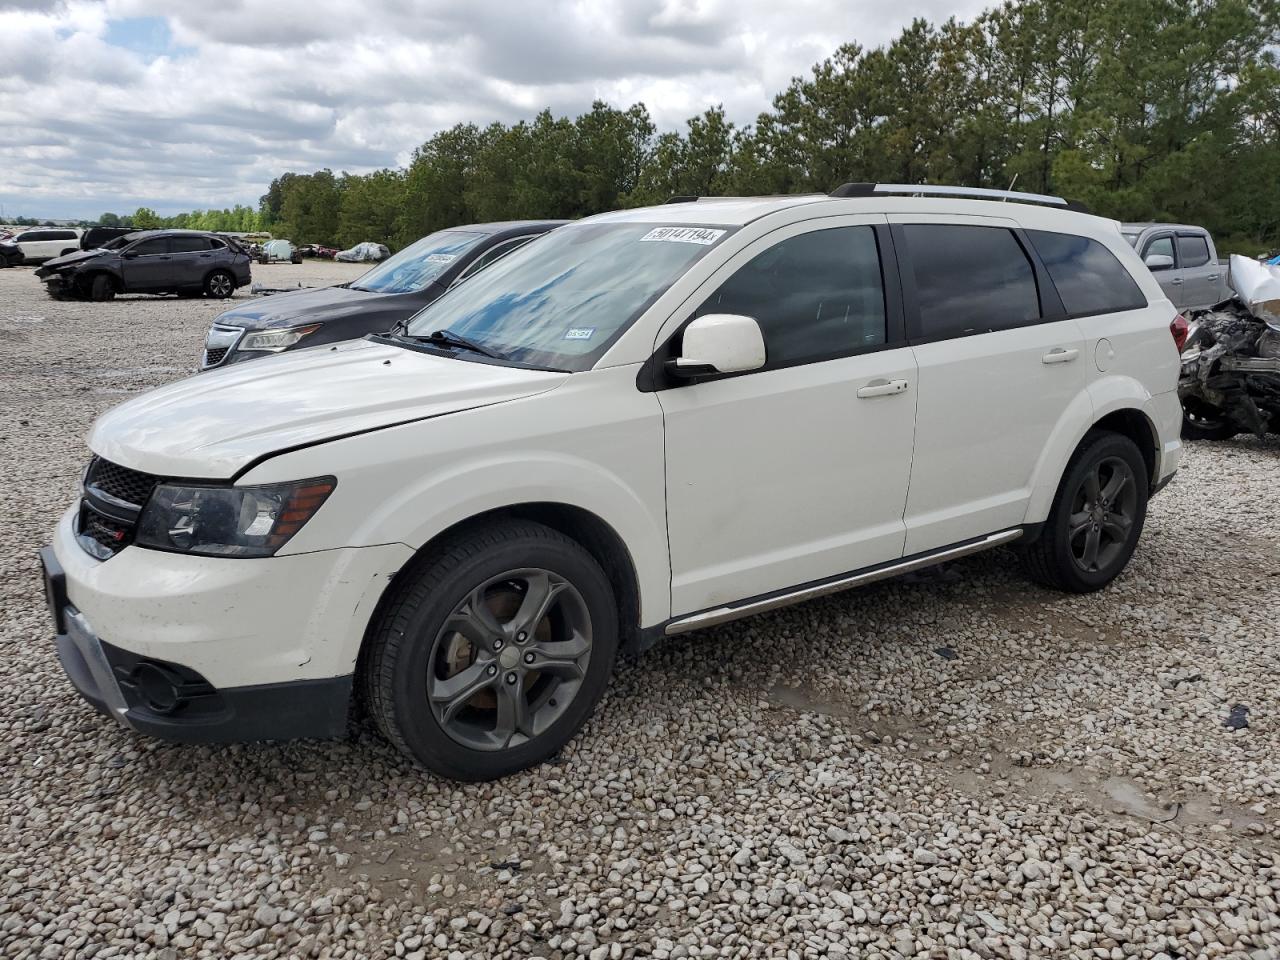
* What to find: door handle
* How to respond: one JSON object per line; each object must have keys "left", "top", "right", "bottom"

{"left": 1041, "top": 348, "right": 1079, "bottom": 364}
{"left": 856, "top": 378, "right": 909, "bottom": 398}
{"left": 1206, "top": 274, "right": 1219, "bottom": 281}
{"left": 1169, "top": 277, "right": 1183, "bottom": 285}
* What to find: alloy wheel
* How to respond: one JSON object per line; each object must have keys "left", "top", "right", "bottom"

{"left": 209, "top": 274, "right": 233, "bottom": 297}
{"left": 427, "top": 568, "right": 592, "bottom": 751}
{"left": 1068, "top": 456, "right": 1137, "bottom": 573}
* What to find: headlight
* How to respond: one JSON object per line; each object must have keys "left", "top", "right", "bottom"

{"left": 134, "top": 477, "right": 335, "bottom": 557}
{"left": 239, "top": 324, "right": 321, "bottom": 352}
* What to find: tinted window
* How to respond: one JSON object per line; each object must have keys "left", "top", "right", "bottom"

{"left": 14, "top": 231, "right": 38, "bottom": 242}
{"left": 903, "top": 225, "right": 1040, "bottom": 339}
{"left": 130, "top": 238, "right": 169, "bottom": 256}
{"left": 1177, "top": 234, "right": 1210, "bottom": 267}
{"left": 209, "top": 238, "right": 226, "bottom": 250}
{"left": 696, "top": 226, "right": 886, "bottom": 367}
{"left": 1144, "top": 236, "right": 1174, "bottom": 263}
{"left": 170, "top": 236, "right": 210, "bottom": 253}
{"left": 1027, "top": 230, "right": 1147, "bottom": 315}
{"left": 53, "top": 230, "right": 77, "bottom": 241}
{"left": 351, "top": 230, "right": 485, "bottom": 294}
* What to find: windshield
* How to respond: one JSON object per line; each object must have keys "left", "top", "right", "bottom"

{"left": 351, "top": 230, "right": 484, "bottom": 294}
{"left": 403, "top": 222, "right": 733, "bottom": 371}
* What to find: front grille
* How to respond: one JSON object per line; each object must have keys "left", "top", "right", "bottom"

{"left": 82, "top": 510, "right": 131, "bottom": 551}
{"left": 203, "top": 346, "right": 229, "bottom": 367}
{"left": 86, "top": 457, "right": 158, "bottom": 507}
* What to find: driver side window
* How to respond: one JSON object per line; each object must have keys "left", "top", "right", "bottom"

{"left": 1143, "top": 235, "right": 1175, "bottom": 266}
{"left": 695, "top": 225, "right": 886, "bottom": 370}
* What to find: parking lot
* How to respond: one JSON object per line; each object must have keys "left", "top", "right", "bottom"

{"left": 2, "top": 261, "right": 1279, "bottom": 959}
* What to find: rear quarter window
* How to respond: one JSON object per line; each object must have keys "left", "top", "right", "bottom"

{"left": 1026, "top": 230, "right": 1147, "bottom": 315}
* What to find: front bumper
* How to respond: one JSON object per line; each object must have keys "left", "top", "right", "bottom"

{"left": 43, "top": 507, "right": 412, "bottom": 742}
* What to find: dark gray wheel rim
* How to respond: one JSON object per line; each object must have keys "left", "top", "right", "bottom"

{"left": 427, "top": 568, "right": 592, "bottom": 752}
{"left": 1069, "top": 455, "right": 1137, "bottom": 574}
{"left": 209, "top": 273, "right": 232, "bottom": 297}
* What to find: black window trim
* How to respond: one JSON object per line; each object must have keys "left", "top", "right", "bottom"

{"left": 893, "top": 222, "right": 1063, "bottom": 347}
{"left": 1025, "top": 227, "right": 1150, "bottom": 322}
{"left": 639, "top": 221, "right": 906, "bottom": 392}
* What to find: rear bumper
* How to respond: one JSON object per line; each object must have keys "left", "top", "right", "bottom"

{"left": 41, "top": 545, "right": 352, "bottom": 742}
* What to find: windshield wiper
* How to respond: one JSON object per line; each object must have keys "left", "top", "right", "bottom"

{"left": 401, "top": 327, "right": 503, "bottom": 360}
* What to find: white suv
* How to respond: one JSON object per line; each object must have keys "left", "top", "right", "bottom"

{"left": 41, "top": 184, "right": 1185, "bottom": 780}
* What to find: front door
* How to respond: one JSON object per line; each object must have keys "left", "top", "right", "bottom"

{"left": 890, "top": 218, "right": 1087, "bottom": 555}
{"left": 121, "top": 236, "right": 173, "bottom": 290}
{"left": 1141, "top": 233, "right": 1185, "bottom": 308}
{"left": 656, "top": 217, "right": 918, "bottom": 616}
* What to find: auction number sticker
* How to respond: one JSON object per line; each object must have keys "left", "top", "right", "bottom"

{"left": 639, "top": 227, "right": 726, "bottom": 245}
{"left": 426, "top": 253, "right": 456, "bottom": 264}
{"left": 564, "top": 327, "right": 596, "bottom": 340}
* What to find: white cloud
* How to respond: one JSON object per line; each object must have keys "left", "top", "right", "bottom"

{"left": 0, "top": 0, "right": 990, "bottom": 219}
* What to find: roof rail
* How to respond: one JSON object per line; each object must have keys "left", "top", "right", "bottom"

{"left": 665, "top": 195, "right": 699, "bottom": 204}
{"left": 829, "top": 182, "right": 1089, "bottom": 213}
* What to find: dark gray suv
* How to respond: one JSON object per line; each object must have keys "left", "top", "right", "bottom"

{"left": 35, "top": 230, "right": 253, "bottom": 302}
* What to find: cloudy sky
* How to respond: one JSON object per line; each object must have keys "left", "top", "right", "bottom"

{"left": 0, "top": 0, "right": 989, "bottom": 221}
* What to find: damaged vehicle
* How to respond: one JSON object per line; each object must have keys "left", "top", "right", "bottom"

{"left": 35, "top": 230, "right": 253, "bottom": 302}
{"left": 201, "top": 220, "right": 562, "bottom": 369}
{"left": 1179, "top": 255, "right": 1280, "bottom": 440}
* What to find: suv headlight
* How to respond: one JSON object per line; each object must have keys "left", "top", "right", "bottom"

{"left": 239, "top": 323, "right": 321, "bottom": 352}
{"left": 134, "top": 478, "right": 335, "bottom": 557}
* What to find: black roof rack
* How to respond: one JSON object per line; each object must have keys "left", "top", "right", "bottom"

{"left": 829, "top": 182, "right": 1090, "bottom": 213}
{"left": 665, "top": 195, "right": 699, "bottom": 204}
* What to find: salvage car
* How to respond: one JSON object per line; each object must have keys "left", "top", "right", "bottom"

{"left": 35, "top": 230, "right": 253, "bottom": 301}
{"left": 1122, "top": 223, "right": 1230, "bottom": 312}
{"left": 2, "top": 227, "right": 80, "bottom": 264}
{"left": 200, "top": 220, "right": 563, "bottom": 369}
{"left": 1179, "top": 255, "right": 1280, "bottom": 440}
{"left": 41, "top": 184, "right": 1184, "bottom": 781}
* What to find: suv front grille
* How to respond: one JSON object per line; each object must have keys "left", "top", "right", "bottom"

{"left": 86, "top": 456, "right": 158, "bottom": 507}
{"left": 82, "top": 510, "right": 132, "bottom": 551}
{"left": 203, "top": 346, "right": 229, "bottom": 367}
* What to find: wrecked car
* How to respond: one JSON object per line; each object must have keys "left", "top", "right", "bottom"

{"left": 200, "top": 220, "right": 563, "bottom": 369}
{"left": 258, "top": 239, "right": 301, "bottom": 264}
{"left": 335, "top": 241, "right": 391, "bottom": 263}
{"left": 1179, "top": 255, "right": 1280, "bottom": 440}
{"left": 35, "top": 230, "right": 253, "bottom": 302}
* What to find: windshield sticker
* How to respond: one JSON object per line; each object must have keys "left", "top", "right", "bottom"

{"left": 426, "top": 253, "right": 457, "bottom": 264}
{"left": 563, "top": 327, "right": 596, "bottom": 341}
{"left": 638, "top": 227, "right": 726, "bottom": 245}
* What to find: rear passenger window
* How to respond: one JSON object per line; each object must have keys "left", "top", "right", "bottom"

{"left": 1026, "top": 230, "right": 1147, "bottom": 315}
{"left": 1177, "top": 234, "right": 1210, "bottom": 268}
{"left": 170, "top": 236, "right": 210, "bottom": 253}
{"left": 902, "top": 224, "right": 1039, "bottom": 339}
{"left": 696, "top": 225, "right": 886, "bottom": 368}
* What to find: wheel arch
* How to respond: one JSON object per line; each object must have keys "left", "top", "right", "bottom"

{"left": 78, "top": 269, "right": 122, "bottom": 294}
{"left": 358, "top": 502, "right": 648, "bottom": 675}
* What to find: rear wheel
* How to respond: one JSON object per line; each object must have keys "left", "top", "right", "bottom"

{"left": 363, "top": 521, "right": 618, "bottom": 780}
{"left": 1022, "top": 431, "right": 1148, "bottom": 593}
{"left": 89, "top": 274, "right": 115, "bottom": 302}
{"left": 204, "top": 270, "right": 235, "bottom": 298}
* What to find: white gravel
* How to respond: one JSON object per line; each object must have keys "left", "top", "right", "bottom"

{"left": 2, "top": 261, "right": 1280, "bottom": 959}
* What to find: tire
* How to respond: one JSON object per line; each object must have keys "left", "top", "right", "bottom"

{"left": 204, "top": 270, "right": 235, "bottom": 299}
{"left": 89, "top": 274, "right": 115, "bottom": 302}
{"left": 1181, "top": 405, "right": 1238, "bottom": 442}
{"left": 363, "top": 520, "right": 618, "bottom": 780}
{"left": 1021, "top": 431, "right": 1148, "bottom": 593}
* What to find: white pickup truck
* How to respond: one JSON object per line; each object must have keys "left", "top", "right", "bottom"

{"left": 1123, "top": 223, "right": 1231, "bottom": 312}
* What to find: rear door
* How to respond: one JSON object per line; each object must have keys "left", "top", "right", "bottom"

{"left": 1174, "top": 232, "right": 1221, "bottom": 310}
{"left": 120, "top": 236, "right": 173, "bottom": 290}
{"left": 168, "top": 235, "right": 215, "bottom": 287}
{"left": 891, "top": 217, "right": 1086, "bottom": 554}
{"left": 656, "top": 216, "right": 918, "bottom": 615}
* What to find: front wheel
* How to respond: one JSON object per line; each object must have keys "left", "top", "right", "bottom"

{"left": 1022, "top": 431, "right": 1149, "bottom": 593}
{"left": 204, "top": 270, "right": 235, "bottom": 298}
{"left": 363, "top": 521, "right": 618, "bottom": 780}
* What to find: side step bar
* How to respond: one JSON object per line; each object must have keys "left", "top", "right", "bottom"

{"left": 664, "top": 528, "right": 1024, "bottom": 636}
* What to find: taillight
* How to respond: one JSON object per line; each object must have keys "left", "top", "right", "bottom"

{"left": 1170, "top": 313, "right": 1189, "bottom": 352}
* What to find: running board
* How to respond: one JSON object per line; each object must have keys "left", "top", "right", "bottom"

{"left": 664, "top": 528, "right": 1024, "bottom": 636}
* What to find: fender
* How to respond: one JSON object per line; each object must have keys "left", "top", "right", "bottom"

{"left": 1024, "top": 375, "right": 1158, "bottom": 524}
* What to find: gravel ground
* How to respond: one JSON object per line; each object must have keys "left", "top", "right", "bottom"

{"left": 2, "top": 260, "right": 1280, "bottom": 960}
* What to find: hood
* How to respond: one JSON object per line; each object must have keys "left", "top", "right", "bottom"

{"left": 39, "top": 248, "right": 105, "bottom": 271}
{"left": 88, "top": 338, "right": 568, "bottom": 478}
{"left": 215, "top": 284, "right": 426, "bottom": 329}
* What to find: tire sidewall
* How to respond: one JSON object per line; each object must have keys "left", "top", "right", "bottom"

{"left": 385, "top": 533, "right": 618, "bottom": 780}
{"left": 1049, "top": 433, "right": 1149, "bottom": 591}
{"left": 205, "top": 270, "right": 232, "bottom": 298}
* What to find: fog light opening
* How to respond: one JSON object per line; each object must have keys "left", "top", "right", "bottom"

{"left": 132, "top": 662, "right": 186, "bottom": 715}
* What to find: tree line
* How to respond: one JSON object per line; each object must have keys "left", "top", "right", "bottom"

{"left": 97, "top": 0, "right": 1280, "bottom": 254}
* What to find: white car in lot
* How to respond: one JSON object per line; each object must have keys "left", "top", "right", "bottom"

{"left": 41, "top": 184, "right": 1185, "bottom": 780}
{"left": 2, "top": 227, "right": 81, "bottom": 264}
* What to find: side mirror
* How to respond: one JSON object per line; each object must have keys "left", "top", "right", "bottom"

{"left": 122, "top": 251, "right": 138, "bottom": 259}
{"left": 666, "top": 313, "right": 767, "bottom": 378}
{"left": 1144, "top": 253, "right": 1174, "bottom": 271}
